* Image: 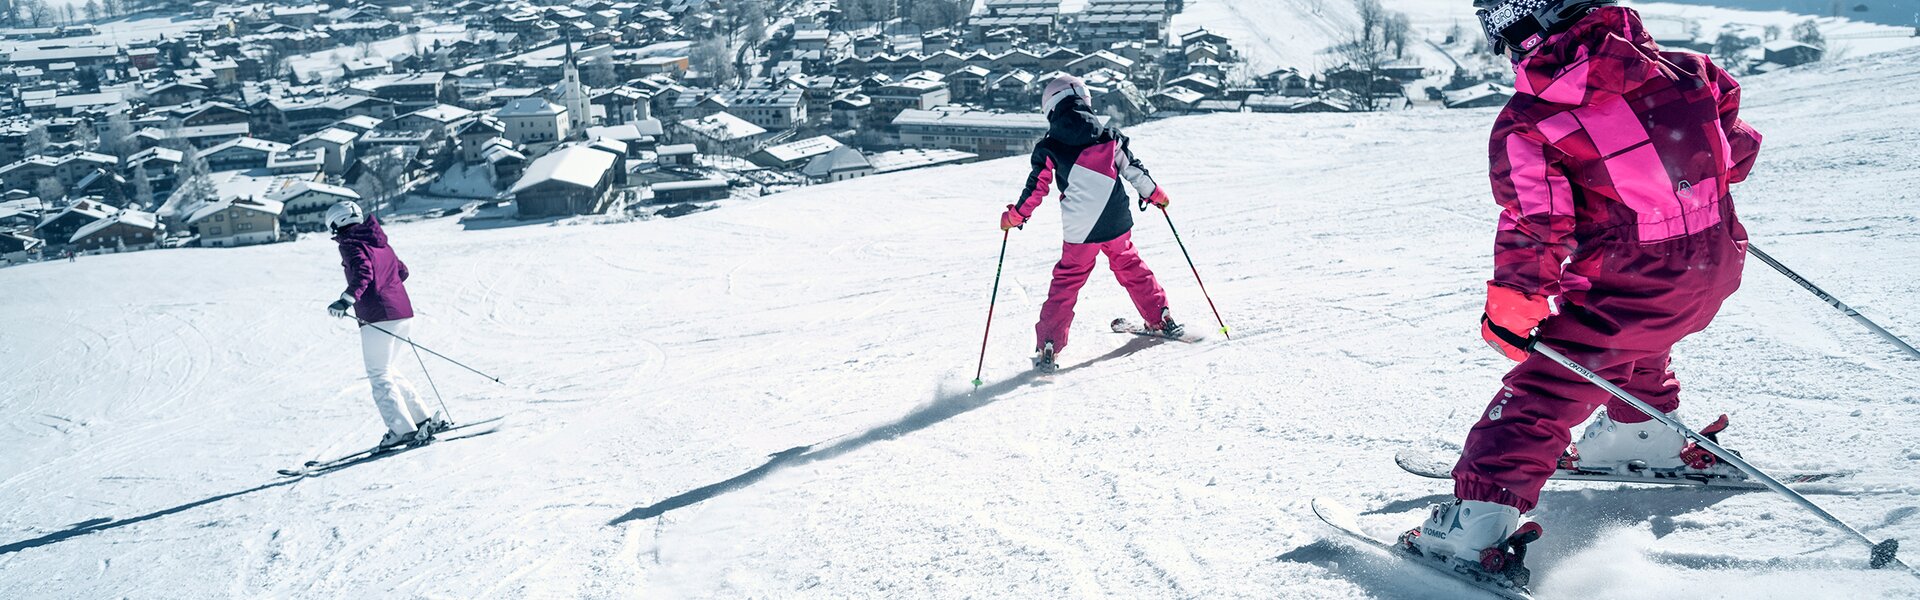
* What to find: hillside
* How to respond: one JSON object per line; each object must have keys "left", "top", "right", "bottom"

{"left": 3, "top": 48, "right": 1920, "bottom": 599}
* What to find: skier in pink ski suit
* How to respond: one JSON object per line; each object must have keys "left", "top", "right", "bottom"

{"left": 1000, "top": 75, "right": 1181, "bottom": 364}
{"left": 1404, "top": 0, "right": 1763, "bottom": 579}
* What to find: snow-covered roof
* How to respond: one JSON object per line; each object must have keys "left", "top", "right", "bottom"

{"left": 69, "top": 210, "right": 157, "bottom": 243}
{"left": 1763, "top": 40, "right": 1821, "bottom": 52}
{"left": 498, "top": 98, "right": 566, "bottom": 118}
{"left": 658, "top": 143, "right": 698, "bottom": 156}
{"left": 204, "top": 137, "right": 291, "bottom": 156}
{"left": 868, "top": 148, "right": 976, "bottom": 174}
{"left": 187, "top": 197, "right": 284, "bottom": 224}
{"left": 297, "top": 128, "right": 360, "bottom": 147}
{"left": 651, "top": 178, "right": 729, "bottom": 192}
{"left": 404, "top": 104, "right": 476, "bottom": 124}
{"left": 676, "top": 112, "right": 765, "bottom": 142}
{"left": 757, "top": 135, "right": 844, "bottom": 164}
{"left": 510, "top": 145, "right": 618, "bottom": 193}
{"left": 801, "top": 146, "right": 871, "bottom": 178}
{"left": 270, "top": 180, "right": 360, "bottom": 203}
{"left": 583, "top": 124, "right": 651, "bottom": 142}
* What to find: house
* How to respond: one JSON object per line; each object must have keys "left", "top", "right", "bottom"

{"left": 583, "top": 123, "right": 659, "bottom": 156}
{"left": 714, "top": 88, "right": 808, "bottom": 130}
{"left": 1763, "top": 41, "right": 1824, "bottom": 68}
{"left": 497, "top": 98, "right": 570, "bottom": 146}
{"left": 346, "top": 72, "right": 455, "bottom": 111}
{"left": 272, "top": 181, "right": 362, "bottom": 231}
{"left": 869, "top": 79, "right": 952, "bottom": 125}
{"left": 1067, "top": 51, "right": 1135, "bottom": 77}
{"left": 1150, "top": 86, "right": 1206, "bottom": 113}
{"left": 674, "top": 112, "right": 766, "bottom": 154}
{"left": 867, "top": 148, "right": 978, "bottom": 174}
{"left": 457, "top": 118, "right": 508, "bottom": 163}
{"left": 0, "top": 231, "right": 43, "bottom": 263}
{"left": 187, "top": 197, "right": 282, "bottom": 247}
{"left": 748, "top": 135, "right": 845, "bottom": 170}
{"left": 509, "top": 144, "right": 619, "bottom": 218}
{"left": 657, "top": 143, "right": 698, "bottom": 167}
{"left": 392, "top": 104, "right": 478, "bottom": 138}
{"left": 69, "top": 209, "right": 160, "bottom": 252}
{"left": 201, "top": 138, "right": 292, "bottom": 171}
{"left": 481, "top": 140, "right": 528, "bottom": 185}
{"left": 34, "top": 198, "right": 119, "bottom": 245}
{"left": 649, "top": 178, "right": 730, "bottom": 203}
{"left": 268, "top": 148, "right": 326, "bottom": 174}
{"left": 801, "top": 146, "right": 873, "bottom": 183}
{"left": 1443, "top": 84, "right": 1514, "bottom": 109}
{"left": 292, "top": 128, "right": 360, "bottom": 174}
{"left": 892, "top": 108, "right": 1055, "bottom": 157}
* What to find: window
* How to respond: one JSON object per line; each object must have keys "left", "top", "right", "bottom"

{"left": 237, "top": 222, "right": 253, "bottom": 231}
{"left": 209, "top": 226, "right": 222, "bottom": 235}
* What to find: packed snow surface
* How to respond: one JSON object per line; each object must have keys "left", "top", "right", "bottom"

{"left": 4, "top": 49, "right": 1920, "bottom": 599}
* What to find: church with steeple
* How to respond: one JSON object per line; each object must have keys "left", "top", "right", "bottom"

{"left": 553, "top": 41, "right": 593, "bottom": 136}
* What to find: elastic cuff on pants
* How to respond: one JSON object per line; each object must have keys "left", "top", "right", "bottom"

{"left": 1453, "top": 476, "right": 1536, "bottom": 513}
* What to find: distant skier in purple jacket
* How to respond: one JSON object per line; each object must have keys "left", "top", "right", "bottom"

{"left": 324, "top": 201, "right": 445, "bottom": 449}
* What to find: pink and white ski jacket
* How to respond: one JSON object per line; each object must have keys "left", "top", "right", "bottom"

{"left": 1010, "top": 102, "right": 1160, "bottom": 244}
{"left": 1489, "top": 6, "right": 1762, "bottom": 298}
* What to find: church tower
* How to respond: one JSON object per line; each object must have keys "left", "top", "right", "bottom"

{"left": 555, "top": 41, "right": 593, "bottom": 134}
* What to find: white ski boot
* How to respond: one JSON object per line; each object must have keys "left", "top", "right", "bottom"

{"left": 1400, "top": 500, "right": 1543, "bottom": 588}
{"left": 1032, "top": 341, "right": 1059, "bottom": 373}
{"left": 1565, "top": 409, "right": 1736, "bottom": 476}
{"left": 1155, "top": 307, "right": 1185, "bottom": 338}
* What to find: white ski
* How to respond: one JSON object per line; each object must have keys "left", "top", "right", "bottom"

{"left": 278, "top": 416, "right": 506, "bottom": 478}
{"left": 1394, "top": 448, "right": 1854, "bottom": 489}
{"left": 1109, "top": 318, "right": 1206, "bottom": 343}
{"left": 1311, "top": 498, "right": 1534, "bottom": 600}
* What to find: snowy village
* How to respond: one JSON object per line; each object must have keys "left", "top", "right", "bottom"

{"left": 4, "top": 0, "right": 1920, "bottom": 596}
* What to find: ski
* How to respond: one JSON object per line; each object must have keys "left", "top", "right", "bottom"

{"left": 1109, "top": 318, "right": 1206, "bottom": 343}
{"left": 1311, "top": 498, "right": 1534, "bottom": 599}
{"left": 278, "top": 416, "right": 506, "bottom": 478}
{"left": 1394, "top": 448, "right": 1854, "bottom": 489}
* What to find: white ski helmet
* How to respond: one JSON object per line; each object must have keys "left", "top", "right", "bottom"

{"left": 1040, "top": 75, "right": 1092, "bottom": 114}
{"left": 325, "top": 201, "right": 365, "bottom": 230}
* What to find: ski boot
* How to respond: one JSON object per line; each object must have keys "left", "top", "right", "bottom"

{"left": 1564, "top": 409, "right": 1742, "bottom": 480}
{"left": 1032, "top": 341, "right": 1059, "bottom": 373}
{"left": 1154, "top": 307, "right": 1185, "bottom": 339}
{"left": 1399, "top": 500, "right": 1542, "bottom": 589}
{"left": 377, "top": 429, "right": 415, "bottom": 452}
{"left": 411, "top": 416, "right": 452, "bottom": 446}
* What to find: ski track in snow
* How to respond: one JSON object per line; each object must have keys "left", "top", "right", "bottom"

{"left": 4, "top": 47, "right": 1920, "bottom": 600}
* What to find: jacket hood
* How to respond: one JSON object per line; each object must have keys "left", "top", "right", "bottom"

{"left": 333, "top": 215, "right": 389, "bottom": 248}
{"left": 1046, "top": 96, "right": 1113, "bottom": 146}
{"left": 1512, "top": 7, "right": 1669, "bottom": 107}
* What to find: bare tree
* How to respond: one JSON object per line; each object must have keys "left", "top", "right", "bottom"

{"left": 1334, "top": 0, "right": 1403, "bottom": 111}
{"left": 83, "top": 0, "right": 98, "bottom": 21}
{"left": 1791, "top": 19, "right": 1826, "bottom": 49}
{"left": 692, "top": 37, "right": 738, "bottom": 86}
{"left": 1713, "top": 32, "right": 1756, "bottom": 69}
{"left": 131, "top": 164, "right": 155, "bottom": 209}
{"left": 35, "top": 177, "right": 66, "bottom": 203}
{"left": 24, "top": 123, "right": 50, "bottom": 156}
{"left": 101, "top": 112, "right": 136, "bottom": 158}
{"left": 173, "top": 152, "right": 218, "bottom": 211}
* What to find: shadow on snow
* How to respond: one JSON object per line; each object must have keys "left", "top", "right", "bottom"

{"left": 608, "top": 336, "right": 1167, "bottom": 526}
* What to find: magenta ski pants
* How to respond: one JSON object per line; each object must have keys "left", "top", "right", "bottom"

{"left": 1035, "top": 231, "right": 1169, "bottom": 352}
{"left": 1453, "top": 222, "right": 1746, "bottom": 512}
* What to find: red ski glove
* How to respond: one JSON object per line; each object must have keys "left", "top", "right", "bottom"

{"left": 1144, "top": 187, "right": 1171, "bottom": 209}
{"left": 1481, "top": 283, "right": 1552, "bottom": 361}
{"left": 1000, "top": 204, "right": 1026, "bottom": 231}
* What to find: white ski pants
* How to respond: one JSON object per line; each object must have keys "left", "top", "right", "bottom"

{"left": 361, "top": 318, "right": 433, "bottom": 435}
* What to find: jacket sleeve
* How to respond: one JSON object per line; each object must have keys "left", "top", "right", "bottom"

{"left": 398, "top": 258, "right": 409, "bottom": 282}
{"left": 1488, "top": 114, "right": 1577, "bottom": 298}
{"left": 1011, "top": 144, "right": 1054, "bottom": 218}
{"left": 1711, "top": 63, "right": 1762, "bottom": 184}
{"left": 340, "top": 244, "right": 374, "bottom": 301}
{"left": 1115, "top": 133, "right": 1159, "bottom": 197}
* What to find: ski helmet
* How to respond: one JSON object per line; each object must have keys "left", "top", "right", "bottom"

{"left": 1040, "top": 75, "right": 1092, "bottom": 114}
{"left": 325, "top": 201, "right": 365, "bottom": 231}
{"left": 1474, "top": 0, "right": 1616, "bottom": 56}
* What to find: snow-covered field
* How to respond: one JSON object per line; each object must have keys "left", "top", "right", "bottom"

{"left": 4, "top": 39, "right": 1920, "bottom": 600}
{"left": 286, "top": 24, "right": 486, "bottom": 81}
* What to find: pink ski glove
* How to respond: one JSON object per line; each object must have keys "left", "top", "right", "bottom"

{"left": 1482, "top": 283, "right": 1552, "bottom": 361}
{"left": 1144, "top": 187, "right": 1171, "bottom": 208}
{"left": 1000, "top": 205, "right": 1026, "bottom": 231}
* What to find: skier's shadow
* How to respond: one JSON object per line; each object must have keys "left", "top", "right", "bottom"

{"left": 608, "top": 337, "right": 1167, "bottom": 525}
{"left": 0, "top": 432, "right": 483, "bottom": 556}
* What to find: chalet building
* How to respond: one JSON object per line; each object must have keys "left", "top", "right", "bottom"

{"left": 649, "top": 178, "right": 730, "bottom": 203}
{"left": 497, "top": 98, "right": 571, "bottom": 146}
{"left": 69, "top": 210, "right": 160, "bottom": 252}
{"left": 713, "top": 88, "right": 808, "bottom": 130}
{"left": 201, "top": 138, "right": 291, "bottom": 171}
{"left": 187, "top": 197, "right": 283, "bottom": 247}
{"left": 801, "top": 146, "right": 874, "bottom": 183}
{"left": 0, "top": 231, "right": 43, "bottom": 263}
{"left": 273, "top": 181, "right": 363, "bottom": 231}
{"left": 892, "top": 109, "right": 1055, "bottom": 157}
{"left": 292, "top": 128, "right": 360, "bottom": 174}
{"left": 509, "top": 144, "right": 619, "bottom": 218}
{"left": 346, "top": 73, "right": 457, "bottom": 111}
{"left": 33, "top": 199, "right": 118, "bottom": 245}
{"left": 747, "top": 135, "right": 844, "bottom": 170}
{"left": 869, "top": 79, "right": 951, "bottom": 125}
{"left": 970, "top": 0, "right": 1062, "bottom": 42}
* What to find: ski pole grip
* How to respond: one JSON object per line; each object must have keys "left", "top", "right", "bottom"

{"left": 1482, "top": 315, "right": 1538, "bottom": 351}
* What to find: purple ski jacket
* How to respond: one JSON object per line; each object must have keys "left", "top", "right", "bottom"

{"left": 335, "top": 216, "right": 413, "bottom": 323}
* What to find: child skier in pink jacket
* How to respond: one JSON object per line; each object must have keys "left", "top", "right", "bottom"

{"left": 1000, "top": 75, "right": 1181, "bottom": 371}
{"left": 1401, "top": 0, "right": 1763, "bottom": 586}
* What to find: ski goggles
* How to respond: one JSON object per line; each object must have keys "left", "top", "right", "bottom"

{"left": 1476, "top": 0, "right": 1616, "bottom": 56}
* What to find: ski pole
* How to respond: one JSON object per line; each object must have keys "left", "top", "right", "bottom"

{"left": 409, "top": 342, "right": 455, "bottom": 422}
{"left": 1749, "top": 244, "right": 1920, "bottom": 361}
{"left": 1158, "top": 206, "right": 1230, "bottom": 339}
{"left": 972, "top": 230, "right": 1010, "bottom": 388}
{"left": 355, "top": 318, "right": 505, "bottom": 385}
{"left": 1484, "top": 318, "right": 1911, "bottom": 574}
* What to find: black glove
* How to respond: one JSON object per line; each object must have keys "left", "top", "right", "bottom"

{"left": 328, "top": 295, "right": 354, "bottom": 318}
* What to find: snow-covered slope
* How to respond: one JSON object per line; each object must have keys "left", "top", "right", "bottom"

{"left": 5, "top": 49, "right": 1920, "bottom": 599}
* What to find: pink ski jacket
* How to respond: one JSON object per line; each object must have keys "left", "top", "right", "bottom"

{"left": 1489, "top": 6, "right": 1762, "bottom": 298}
